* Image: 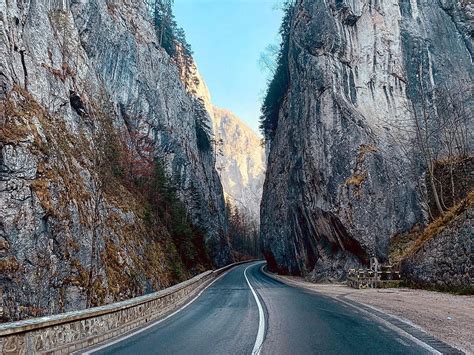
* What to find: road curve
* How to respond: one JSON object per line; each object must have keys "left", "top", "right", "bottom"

{"left": 91, "top": 261, "right": 430, "bottom": 355}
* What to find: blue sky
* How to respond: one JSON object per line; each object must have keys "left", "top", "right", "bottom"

{"left": 174, "top": 0, "right": 283, "bottom": 134}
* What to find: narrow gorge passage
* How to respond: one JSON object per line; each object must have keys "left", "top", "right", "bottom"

{"left": 1, "top": 0, "right": 471, "bottom": 352}
{"left": 88, "top": 262, "right": 431, "bottom": 355}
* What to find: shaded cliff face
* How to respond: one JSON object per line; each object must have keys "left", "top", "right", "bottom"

{"left": 212, "top": 107, "right": 265, "bottom": 222}
{"left": 0, "top": 0, "right": 229, "bottom": 321}
{"left": 261, "top": 0, "right": 473, "bottom": 279}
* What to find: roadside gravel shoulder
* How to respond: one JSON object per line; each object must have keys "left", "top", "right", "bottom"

{"left": 268, "top": 273, "right": 473, "bottom": 354}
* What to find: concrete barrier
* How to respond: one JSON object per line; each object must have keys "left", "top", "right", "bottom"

{"left": 0, "top": 260, "right": 254, "bottom": 354}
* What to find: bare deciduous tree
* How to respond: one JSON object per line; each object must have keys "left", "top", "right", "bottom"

{"left": 383, "top": 76, "right": 472, "bottom": 219}
{"left": 433, "top": 83, "right": 472, "bottom": 205}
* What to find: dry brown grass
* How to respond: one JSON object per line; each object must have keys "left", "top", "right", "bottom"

{"left": 400, "top": 191, "right": 473, "bottom": 259}
{"left": 0, "top": 238, "right": 9, "bottom": 251}
{"left": 5, "top": 87, "right": 98, "bottom": 223}
{"left": 0, "top": 89, "right": 39, "bottom": 145}
{"left": 67, "top": 259, "right": 89, "bottom": 288}
{"left": 41, "top": 62, "right": 76, "bottom": 82}
{"left": 17, "top": 305, "right": 46, "bottom": 318}
{"left": 0, "top": 117, "right": 31, "bottom": 144}
{"left": 0, "top": 256, "right": 20, "bottom": 274}
{"left": 358, "top": 144, "right": 378, "bottom": 157}
{"left": 345, "top": 172, "right": 367, "bottom": 187}
{"left": 30, "top": 178, "right": 55, "bottom": 215}
{"left": 2, "top": 85, "right": 199, "bottom": 310}
{"left": 102, "top": 237, "right": 139, "bottom": 299}
{"left": 344, "top": 144, "right": 378, "bottom": 194}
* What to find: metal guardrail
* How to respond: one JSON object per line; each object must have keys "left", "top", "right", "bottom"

{"left": 0, "top": 260, "right": 256, "bottom": 354}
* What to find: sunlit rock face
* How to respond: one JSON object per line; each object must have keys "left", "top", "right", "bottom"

{"left": 261, "top": 0, "right": 473, "bottom": 280}
{"left": 0, "top": 0, "right": 229, "bottom": 321}
{"left": 211, "top": 107, "right": 265, "bottom": 222}
{"left": 191, "top": 66, "right": 265, "bottom": 223}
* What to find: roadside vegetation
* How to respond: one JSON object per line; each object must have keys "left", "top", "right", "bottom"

{"left": 98, "top": 124, "right": 213, "bottom": 280}
{"left": 390, "top": 190, "right": 473, "bottom": 265}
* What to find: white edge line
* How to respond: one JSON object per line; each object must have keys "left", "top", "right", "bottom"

{"left": 260, "top": 267, "right": 442, "bottom": 355}
{"left": 244, "top": 264, "right": 266, "bottom": 355}
{"left": 79, "top": 269, "right": 233, "bottom": 355}
{"left": 329, "top": 297, "right": 442, "bottom": 354}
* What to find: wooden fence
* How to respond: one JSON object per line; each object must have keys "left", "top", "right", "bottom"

{"left": 347, "top": 265, "right": 401, "bottom": 289}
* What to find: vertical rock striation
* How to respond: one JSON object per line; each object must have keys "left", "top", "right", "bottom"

{"left": 0, "top": 0, "right": 229, "bottom": 321}
{"left": 211, "top": 107, "right": 265, "bottom": 222}
{"left": 191, "top": 66, "right": 266, "bottom": 223}
{"left": 261, "top": 0, "right": 473, "bottom": 280}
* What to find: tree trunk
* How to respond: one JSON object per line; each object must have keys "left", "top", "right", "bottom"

{"left": 428, "top": 164, "right": 444, "bottom": 216}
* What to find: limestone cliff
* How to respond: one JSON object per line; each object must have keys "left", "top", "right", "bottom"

{"left": 212, "top": 107, "right": 265, "bottom": 222}
{"left": 191, "top": 66, "right": 265, "bottom": 222}
{"left": 260, "top": 0, "right": 473, "bottom": 279}
{"left": 0, "top": 0, "right": 229, "bottom": 321}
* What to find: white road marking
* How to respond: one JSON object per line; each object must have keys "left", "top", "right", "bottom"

{"left": 244, "top": 264, "right": 266, "bottom": 355}
{"left": 260, "top": 268, "right": 442, "bottom": 355}
{"left": 79, "top": 270, "right": 233, "bottom": 354}
{"left": 396, "top": 338, "right": 411, "bottom": 347}
{"left": 334, "top": 298, "right": 441, "bottom": 354}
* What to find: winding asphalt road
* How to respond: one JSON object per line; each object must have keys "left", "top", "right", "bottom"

{"left": 92, "top": 261, "right": 431, "bottom": 355}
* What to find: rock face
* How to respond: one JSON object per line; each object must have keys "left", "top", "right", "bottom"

{"left": 191, "top": 66, "right": 265, "bottom": 222}
{"left": 211, "top": 107, "right": 265, "bottom": 222}
{"left": 261, "top": 0, "right": 473, "bottom": 279}
{"left": 0, "top": 0, "right": 229, "bottom": 321}
{"left": 401, "top": 206, "right": 473, "bottom": 293}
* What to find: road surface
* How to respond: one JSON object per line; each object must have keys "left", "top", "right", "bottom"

{"left": 92, "top": 261, "right": 430, "bottom": 355}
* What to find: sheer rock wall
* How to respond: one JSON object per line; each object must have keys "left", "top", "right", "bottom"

{"left": 261, "top": 0, "right": 473, "bottom": 280}
{"left": 0, "top": 0, "right": 229, "bottom": 321}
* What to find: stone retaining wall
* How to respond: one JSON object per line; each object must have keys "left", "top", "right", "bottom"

{"left": 0, "top": 261, "right": 251, "bottom": 354}
{"left": 401, "top": 208, "right": 473, "bottom": 293}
